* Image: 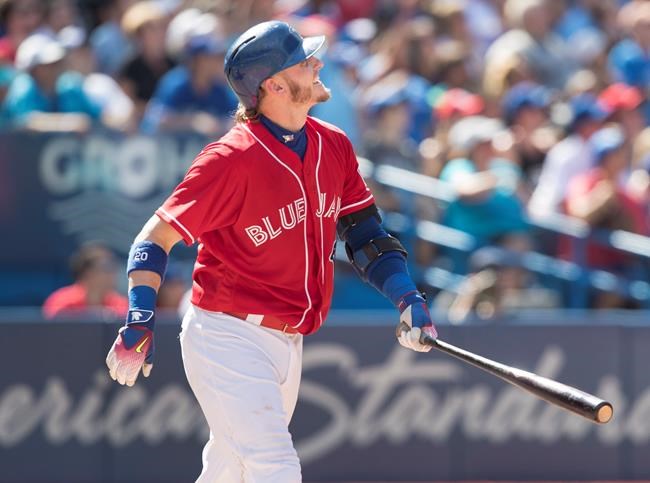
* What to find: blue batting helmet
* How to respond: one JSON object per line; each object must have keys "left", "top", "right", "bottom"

{"left": 224, "top": 21, "right": 325, "bottom": 109}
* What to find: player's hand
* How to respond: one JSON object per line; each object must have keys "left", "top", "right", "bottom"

{"left": 105, "top": 309, "right": 155, "bottom": 386}
{"left": 395, "top": 291, "right": 438, "bottom": 352}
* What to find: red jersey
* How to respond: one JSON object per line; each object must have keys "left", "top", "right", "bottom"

{"left": 156, "top": 117, "right": 374, "bottom": 334}
{"left": 42, "top": 283, "right": 128, "bottom": 319}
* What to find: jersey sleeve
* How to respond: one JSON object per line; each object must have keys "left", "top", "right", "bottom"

{"left": 338, "top": 135, "right": 374, "bottom": 217}
{"left": 156, "top": 145, "right": 246, "bottom": 245}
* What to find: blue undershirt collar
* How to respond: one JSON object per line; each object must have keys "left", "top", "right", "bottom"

{"left": 259, "top": 114, "right": 308, "bottom": 160}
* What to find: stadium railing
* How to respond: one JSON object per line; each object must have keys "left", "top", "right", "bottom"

{"left": 356, "top": 158, "right": 650, "bottom": 309}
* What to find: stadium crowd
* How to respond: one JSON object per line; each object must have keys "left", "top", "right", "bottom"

{"left": 6, "top": 0, "right": 648, "bottom": 316}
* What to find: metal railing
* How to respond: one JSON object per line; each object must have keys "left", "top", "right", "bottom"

{"left": 357, "top": 158, "right": 650, "bottom": 308}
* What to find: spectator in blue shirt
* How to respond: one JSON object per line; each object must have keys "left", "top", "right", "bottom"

{"left": 140, "top": 34, "right": 237, "bottom": 135}
{"left": 608, "top": 2, "right": 650, "bottom": 88}
{"left": 3, "top": 32, "right": 100, "bottom": 130}
{"left": 440, "top": 116, "right": 529, "bottom": 258}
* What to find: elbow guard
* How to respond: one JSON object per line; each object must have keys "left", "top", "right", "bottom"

{"left": 345, "top": 235, "right": 407, "bottom": 279}
{"left": 337, "top": 204, "right": 381, "bottom": 239}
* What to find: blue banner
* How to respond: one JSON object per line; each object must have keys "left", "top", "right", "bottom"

{"left": 0, "top": 132, "right": 206, "bottom": 266}
{"left": 0, "top": 132, "right": 207, "bottom": 305}
{"left": 0, "top": 314, "right": 648, "bottom": 482}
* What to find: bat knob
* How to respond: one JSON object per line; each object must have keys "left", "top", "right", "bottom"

{"left": 596, "top": 403, "right": 613, "bottom": 424}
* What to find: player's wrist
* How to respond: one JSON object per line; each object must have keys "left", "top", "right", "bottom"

{"left": 397, "top": 290, "right": 426, "bottom": 313}
{"left": 380, "top": 271, "right": 421, "bottom": 311}
{"left": 126, "top": 285, "right": 157, "bottom": 330}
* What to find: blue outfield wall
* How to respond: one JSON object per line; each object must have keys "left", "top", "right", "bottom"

{"left": 1, "top": 312, "right": 650, "bottom": 482}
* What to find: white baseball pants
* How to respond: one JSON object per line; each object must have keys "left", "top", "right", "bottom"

{"left": 179, "top": 305, "right": 304, "bottom": 483}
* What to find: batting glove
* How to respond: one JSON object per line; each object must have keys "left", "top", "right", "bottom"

{"left": 105, "top": 309, "right": 154, "bottom": 386}
{"left": 396, "top": 291, "right": 438, "bottom": 352}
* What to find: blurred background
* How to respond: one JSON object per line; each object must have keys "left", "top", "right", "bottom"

{"left": 1, "top": 0, "right": 650, "bottom": 481}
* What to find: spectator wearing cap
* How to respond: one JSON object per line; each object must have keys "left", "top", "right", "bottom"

{"left": 598, "top": 83, "right": 646, "bottom": 141}
{"left": 361, "top": 84, "right": 420, "bottom": 215}
{"left": 482, "top": 50, "right": 535, "bottom": 100}
{"left": 363, "top": 85, "right": 418, "bottom": 171}
{"left": 360, "top": 19, "right": 435, "bottom": 144}
{"left": 434, "top": 87, "right": 484, "bottom": 122}
{"left": 529, "top": 93, "right": 609, "bottom": 217}
{"left": 501, "top": 81, "right": 557, "bottom": 182}
{"left": 58, "top": 25, "right": 134, "bottom": 131}
{"left": 608, "top": 2, "right": 650, "bottom": 89}
{"left": 165, "top": 9, "right": 219, "bottom": 62}
{"left": 562, "top": 126, "right": 648, "bottom": 307}
{"left": 2, "top": 32, "right": 100, "bottom": 130}
{"left": 87, "top": 0, "right": 134, "bottom": 75}
{"left": 553, "top": 2, "right": 611, "bottom": 72}
{"left": 140, "top": 33, "right": 237, "bottom": 135}
{"left": 439, "top": 116, "right": 529, "bottom": 259}
{"left": 42, "top": 242, "right": 128, "bottom": 319}
{"left": 494, "top": 0, "right": 572, "bottom": 89}
{"left": 118, "top": 1, "right": 174, "bottom": 123}
{"left": 429, "top": 87, "right": 484, "bottom": 165}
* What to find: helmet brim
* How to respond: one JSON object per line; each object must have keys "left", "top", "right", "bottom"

{"left": 283, "top": 34, "right": 326, "bottom": 70}
{"left": 303, "top": 35, "right": 326, "bottom": 59}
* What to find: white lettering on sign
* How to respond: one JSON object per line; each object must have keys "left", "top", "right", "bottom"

{"left": 37, "top": 135, "right": 207, "bottom": 254}
{"left": 0, "top": 345, "right": 647, "bottom": 466}
{"left": 0, "top": 371, "right": 208, "bottom": 447}
{"left": 38, "top": 136, "right": 203, "bottom": 197}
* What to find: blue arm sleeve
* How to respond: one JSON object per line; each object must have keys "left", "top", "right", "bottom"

{"left": 342, "top": 216, "right": 419, "bottom": 308}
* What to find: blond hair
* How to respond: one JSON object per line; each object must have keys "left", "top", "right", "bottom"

{"left": 233, "top": 87, "right": 265, "bottom": 123}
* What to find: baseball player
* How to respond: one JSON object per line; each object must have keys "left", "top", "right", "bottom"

{"left": 106, "top": 21, "right": 438, "bottom": 482}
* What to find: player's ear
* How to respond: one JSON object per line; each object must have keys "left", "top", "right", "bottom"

{"left": 264, "top": 77, "right": 284, "bottom": 95}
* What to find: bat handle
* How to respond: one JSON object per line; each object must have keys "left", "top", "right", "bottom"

{"left": 421, "top": 332, "right": 439, "bottom": 347}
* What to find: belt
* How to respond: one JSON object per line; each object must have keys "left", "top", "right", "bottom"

{"left": 224, "top": 311, "right": 299, "bottom": 334}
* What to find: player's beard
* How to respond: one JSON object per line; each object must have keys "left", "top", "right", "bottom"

{"left": 286, "top": 77, "right": 331, "bottom": 105}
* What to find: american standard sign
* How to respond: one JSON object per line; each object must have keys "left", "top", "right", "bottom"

{"left": 0, "top": 346, "right": 641, "bottom": 449}
{"left": 0, "top": 321, "right": 648, "bottom": 482}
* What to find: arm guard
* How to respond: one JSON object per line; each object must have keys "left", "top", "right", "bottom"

{"left": 337, "top": 204, "right": 407, "bottom": 279}
{"left": 344, "top": 236, "right": 408, "bottom": 279}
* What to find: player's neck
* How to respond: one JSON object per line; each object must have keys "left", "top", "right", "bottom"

{"left": 259, "top": 103, "right": 310, "bottom": 132}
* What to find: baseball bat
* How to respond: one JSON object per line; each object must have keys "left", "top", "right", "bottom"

{"left": 420, "top": 333, "right": 613, "bottom": 424}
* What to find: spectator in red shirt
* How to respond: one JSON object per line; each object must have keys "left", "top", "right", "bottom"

{"left": 563, "top": 126, "right": 648, "bottom": 307}
{"left": 43, "top": 242, "right": 128, "bottom": 319}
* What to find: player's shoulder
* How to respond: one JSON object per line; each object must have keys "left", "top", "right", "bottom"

{"left": 192, "top": 123, "right": 259, "bottom": 166}
{"left": 307, "top": 116, "right": 352, "bottom": 143}
{"left": 307, "top": 116, "right": 354, "bottom": 154}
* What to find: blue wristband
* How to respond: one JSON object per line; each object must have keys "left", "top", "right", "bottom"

{"left": 126, "top": 285, "right": 156, "bottom": 329}
{"left": 380, "top": 271, "right": 420, "bottom": 311}
{"left": 127, "top": 241, "right": 168, "bottom": 281}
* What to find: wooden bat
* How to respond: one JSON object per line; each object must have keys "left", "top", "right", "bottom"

{"left": 421, "top": 333, "right": 613, "bottom": 424}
